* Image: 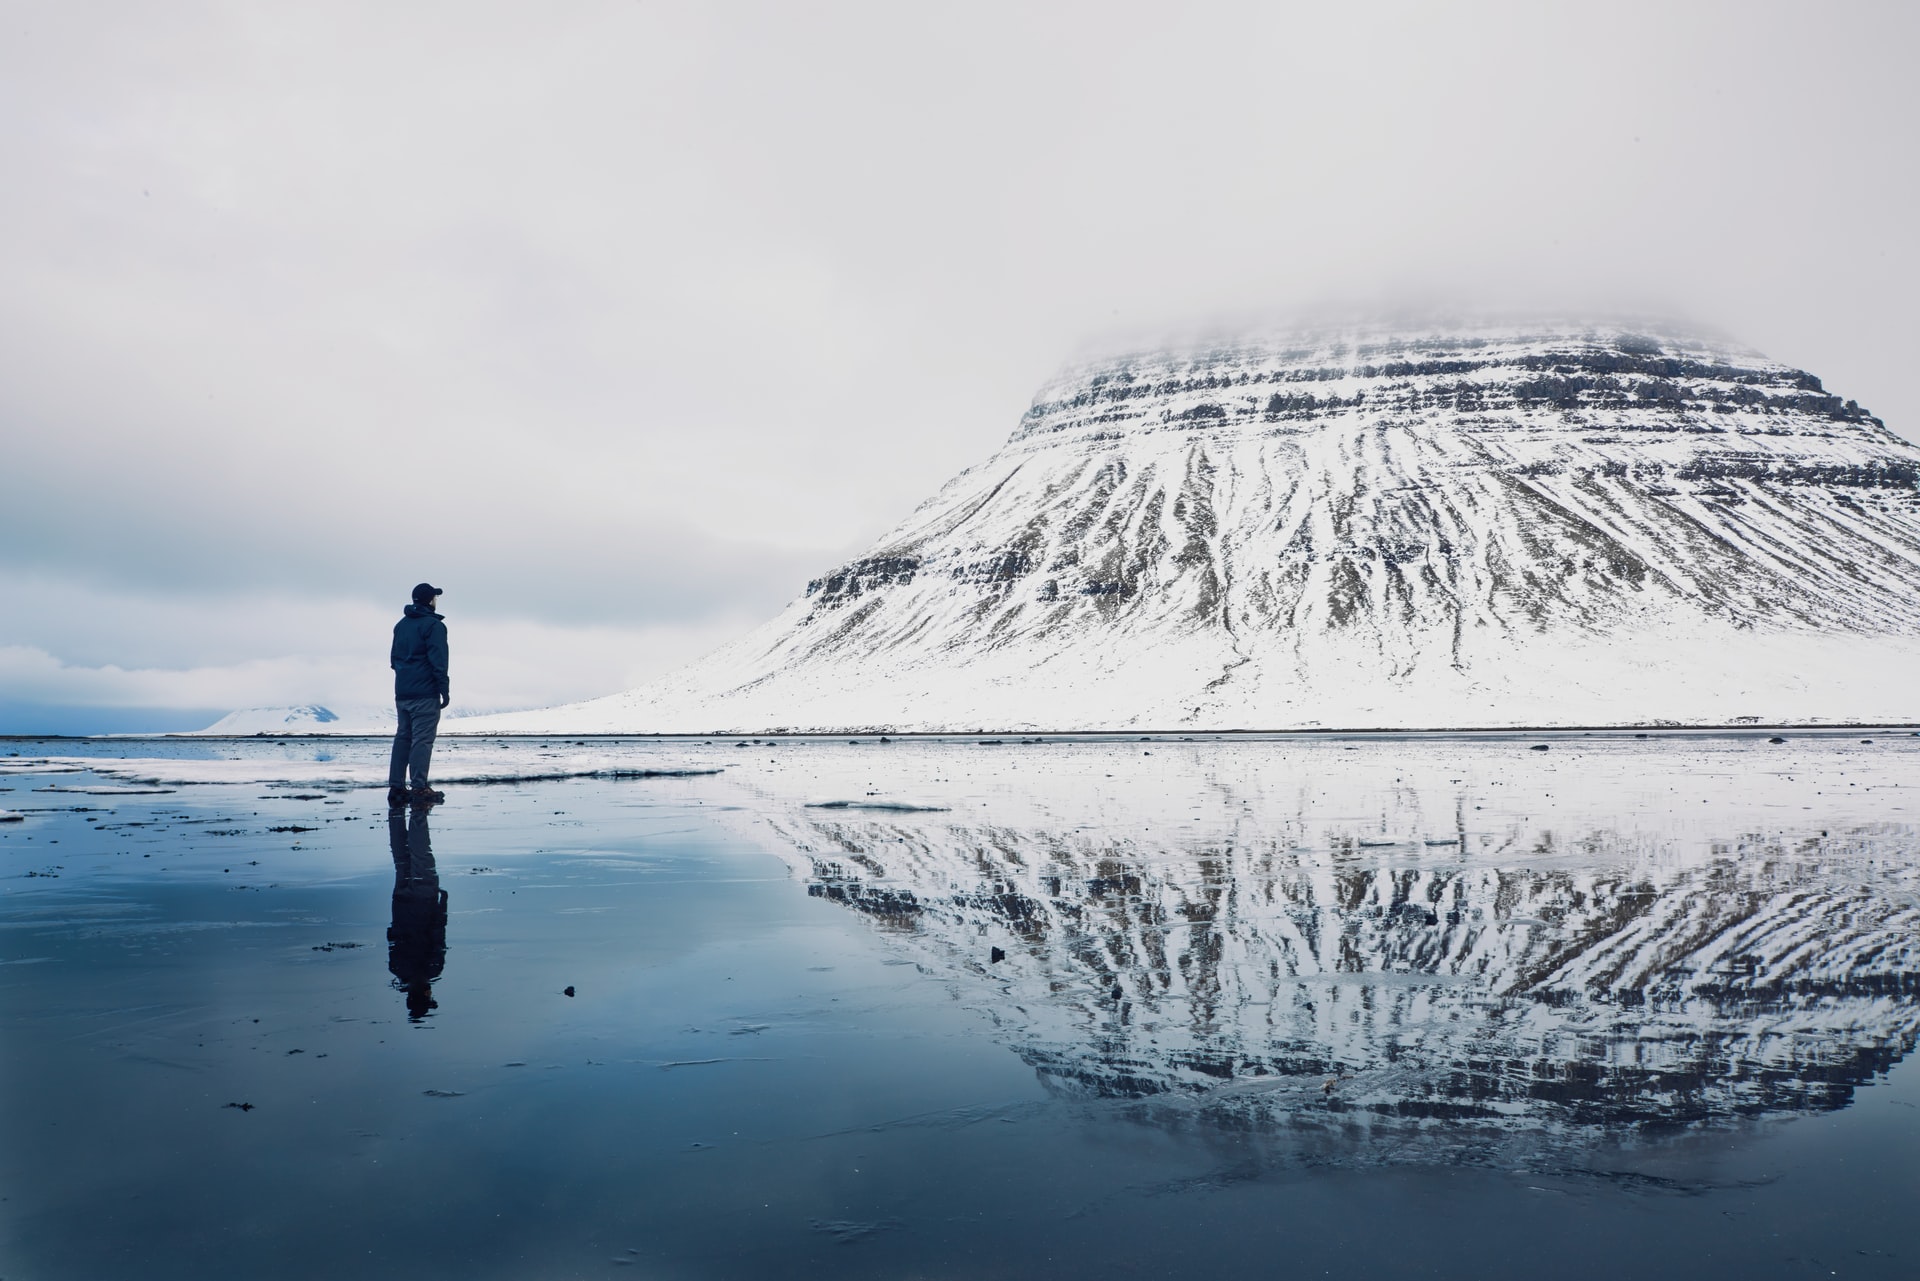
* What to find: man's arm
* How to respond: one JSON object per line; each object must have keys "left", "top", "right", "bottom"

{"left": 429, "top": 620, "right": 451, "bottom": 702}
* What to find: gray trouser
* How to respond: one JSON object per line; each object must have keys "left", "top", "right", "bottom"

{"left": 389, "top": 697, "right": 442, "bottom": 789}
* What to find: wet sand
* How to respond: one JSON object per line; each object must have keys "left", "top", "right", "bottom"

{"left": 2, "top": 733, "right": 1917, "bottom": 1278}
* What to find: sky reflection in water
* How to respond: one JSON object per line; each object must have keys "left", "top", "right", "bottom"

{"left": 1, "top": 733, "right": 1917, "bottom": 1278}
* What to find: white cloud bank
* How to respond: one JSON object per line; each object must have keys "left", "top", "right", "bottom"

{"left": 0, "top": 595, "right": 757, "bottom": 731}
{"left": 4, "top": 1, "right": 1917, "bottom": 730}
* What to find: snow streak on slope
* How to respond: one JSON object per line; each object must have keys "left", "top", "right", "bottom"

{"left": 476, "top": 322, "right": 1920, "bottom": 732}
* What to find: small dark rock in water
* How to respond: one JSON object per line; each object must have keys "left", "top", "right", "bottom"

{"left": 563, "top": 986, "right": 575, "bottom": 997}
{"left": 267, "top": 825, "right": 317, "bottom": 833}
{"left": 989, "top": 947, "right": 1005, "bottom": 964}
{"left": 1530, "top": 744, "right": 1549, "bottom": 752}
{"left": 1769, "top": 736, "right": 1787, "bottom": 744}
{"left": 222, "top": 1102, "right": 255, "bottom": 1112}
{"left": 810, "top": 1218, "right": 898, "bottom": 1244}
{"left": 879, "top": 736, "right": 891, "bottom": 743}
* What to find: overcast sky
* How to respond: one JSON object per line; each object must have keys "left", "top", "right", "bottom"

{"left": 5, "top": 0, "right": 1918, "bottom": 732}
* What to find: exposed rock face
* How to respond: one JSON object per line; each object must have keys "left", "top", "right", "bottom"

{"left": 482, "top": 321, "right": 1920, "bottom": 732}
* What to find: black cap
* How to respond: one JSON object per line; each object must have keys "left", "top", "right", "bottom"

{"left": 411, "top": 582, "right": 443, "bottom": 603}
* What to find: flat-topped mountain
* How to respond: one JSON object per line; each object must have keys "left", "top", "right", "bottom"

{"left": 477, "top": 320, "right": 1920, "bottom": 732}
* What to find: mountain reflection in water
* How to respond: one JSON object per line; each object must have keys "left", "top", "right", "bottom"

{"left": 734, "top": 739, "right": 1920, "bottom": 1165}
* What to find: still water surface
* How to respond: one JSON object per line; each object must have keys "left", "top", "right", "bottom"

{"left": 2, "top": 733, "right": 1917, "bottom": 1278}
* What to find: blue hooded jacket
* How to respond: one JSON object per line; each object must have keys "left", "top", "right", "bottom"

{"left": 391, "top": 604, "right": 450, "bottom": 701}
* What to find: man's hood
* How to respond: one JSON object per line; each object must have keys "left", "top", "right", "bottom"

{"left": 403, "top": 604, "right": 441, "bottom": 619}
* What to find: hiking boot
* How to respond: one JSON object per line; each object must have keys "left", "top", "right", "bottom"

{"left": 386, "top": 786, "right": 409, "bottom": 808}
{"left": 409, "top": 786, "right": 445, "bottom": 807}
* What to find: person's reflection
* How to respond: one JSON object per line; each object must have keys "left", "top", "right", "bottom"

{"left": 387, "top": 807, "right": 448, "bottom": 1021}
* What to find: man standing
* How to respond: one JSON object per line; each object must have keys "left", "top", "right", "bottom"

{"left": 388, "top": 582, "right": 449, "bottom": 807}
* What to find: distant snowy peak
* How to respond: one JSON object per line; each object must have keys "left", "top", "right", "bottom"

{"left": 467, "top": 320, "right": 1920, "bottom": 733}
{"left": 195, "top": 704, "right": 391, "bottom": 735}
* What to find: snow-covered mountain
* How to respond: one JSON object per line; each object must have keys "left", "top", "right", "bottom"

{"left": 192, "top": 704, "right": 392, "bottom": 735}
{"left": 472, "top": 320, "right": 1920, "bottom": 733}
